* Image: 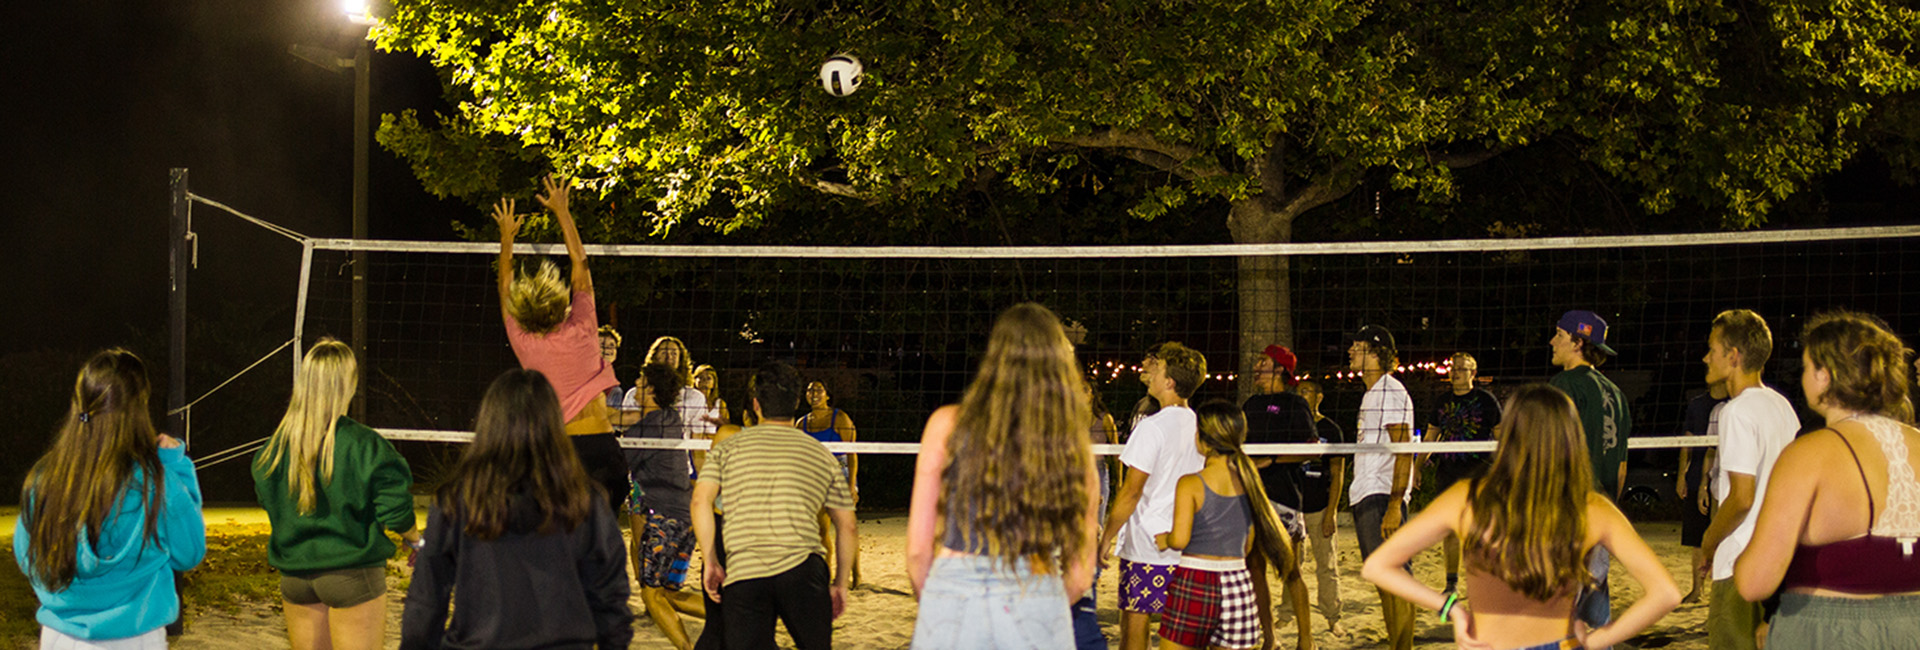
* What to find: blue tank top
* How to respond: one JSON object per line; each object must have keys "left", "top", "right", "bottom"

{"left": 801, "top": 408, "right": 847, "bottom": 458}
{"left": 1185, "top": 480, "right": 1252, "bottom": 557}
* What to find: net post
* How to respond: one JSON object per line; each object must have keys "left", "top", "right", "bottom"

{"left": 293, "top": 240, "right": 315, "bottom": 383}
{"left": 168, "top": 168, "right": 189, "bottom": 446}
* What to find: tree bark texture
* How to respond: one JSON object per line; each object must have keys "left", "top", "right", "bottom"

{"left": 1228, "top": 197, "right": 1294, "bottom": 402}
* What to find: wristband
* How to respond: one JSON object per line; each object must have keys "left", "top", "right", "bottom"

{"left": 1438, "top": 591, "right": 1460, "bottom": 622}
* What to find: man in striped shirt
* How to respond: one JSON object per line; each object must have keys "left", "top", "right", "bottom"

{"left": 691, "top": 362, "right": 857, "bottom": 649}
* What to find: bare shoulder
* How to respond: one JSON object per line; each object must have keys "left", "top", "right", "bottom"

{"left": 922, "top": 405, "right": 960, "bottom": 440}
{"left": 1585, "top": 491, "right": 1631, "bottom": 540}
{"left": 1178, "top": 472, "right": 1204, "bottom": 493}
{"left": 712, "top": 423, "right": 742, "bottom": 446}
{"left": 1777, "top": 426, "right": 1849, "bottom": 467}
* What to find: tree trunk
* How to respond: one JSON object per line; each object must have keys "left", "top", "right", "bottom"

{"left": 1227, "top": 197, "right": 1295, "bottom": 401}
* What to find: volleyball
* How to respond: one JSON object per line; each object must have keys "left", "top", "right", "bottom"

{"left": 819, "top": 54, "right": 864, "bottom": 97}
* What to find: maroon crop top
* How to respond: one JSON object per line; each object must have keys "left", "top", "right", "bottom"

{"left": 1779, "top": 430, "right": 1920, "bottom": 594}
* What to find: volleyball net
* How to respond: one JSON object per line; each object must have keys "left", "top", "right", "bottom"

{"left": 169, "top": 176, "right": 1920, "bottom": 504}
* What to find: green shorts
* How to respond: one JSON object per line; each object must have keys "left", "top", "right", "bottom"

{"left": 1707, "top": 579, "right": 1762, "bottom": 650}
{"left": 280, "top": 565, "right": 386, "bottom": 608}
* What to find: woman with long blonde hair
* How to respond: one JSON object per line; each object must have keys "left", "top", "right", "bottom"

{"left": 1363, "top": 385, "right": 1678, "bottom": 649}
{"left": 15, "top": 349, "right": 205, "bottom": 647}
{"left": 494, "top": 174, "right": 626, "bottom": 513}
{"left": 905, "top": 303, "right": 1100, "bottom": 648}
{"left": 1734, "top": 312, "right": 1920, "bottom": 647}
{"left": 253, "top": 339, "right": 417, "bottom": 650}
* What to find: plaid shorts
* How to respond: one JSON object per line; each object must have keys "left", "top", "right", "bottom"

{"left": 1119, "top": 559, "right": 1177, "bottom": 614}
{"left": 638, "top": 512, "right": 694, "bottom": 589}
{"left": 1158, "top": 560, "right": 1260, "bottom": 649}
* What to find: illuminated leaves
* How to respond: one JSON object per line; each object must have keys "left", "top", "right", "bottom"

{"left": 374, "top": 0, "right": 1918, "bottom": 236}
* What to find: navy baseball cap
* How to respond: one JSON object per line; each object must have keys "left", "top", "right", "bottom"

{"left": 1557, "top": 310, "right": 1618, "bottom": 356}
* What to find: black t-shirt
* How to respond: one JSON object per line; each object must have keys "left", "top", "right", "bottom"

{"left": 1243, "top": 392, "right": 1318, "bottom": 510}
{"left": 1299, "top": 416, "right": 1349, "bottom": 514}
{"left": 1683, "top": 392, "right": 1726, "bottom": 489}
{"left": 1430, "top": 388, "right": 1503, "bottom": 470}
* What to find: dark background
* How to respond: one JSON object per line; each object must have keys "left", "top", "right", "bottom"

{"left": 3, "top": 0, "right": 1917, "bottom": 507}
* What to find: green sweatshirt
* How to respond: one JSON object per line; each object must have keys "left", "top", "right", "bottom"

{"left": 252, "top": 416, "right": 416, "bottom": 573}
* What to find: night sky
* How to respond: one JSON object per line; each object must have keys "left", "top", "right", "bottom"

{"left": 1, "top": 0, "right": 462, "bottom": 359}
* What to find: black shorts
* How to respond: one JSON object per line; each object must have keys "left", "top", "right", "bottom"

{"left": 1680, "top": 493, "right": 1710, "bottom": 548}
{"left": 1433, "top": 458, "right": 1488, "bottom": 492}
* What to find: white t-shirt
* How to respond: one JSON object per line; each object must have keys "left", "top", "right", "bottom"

{"left": 1710, "top": 385, "right": 1800, "bottom": 580}
{"left": 623, "top": 385, "right": 717, "bottom": 440}
{"left": 1116, "top": 405, "right": 1204, "bottom": 565}
{"left": 1350, "top": 374, "right": 1415, "bottom": 505}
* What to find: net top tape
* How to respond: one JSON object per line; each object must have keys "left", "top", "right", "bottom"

{"left": 376, "top": 428, "right": 1714, "bottom": 453}
{"left": 308, "top": 225, "right": 1920, "bottom": 258}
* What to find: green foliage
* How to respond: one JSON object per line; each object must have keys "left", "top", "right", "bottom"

{"left": 375, "top": 0, "right": 1918, "bottom": 238}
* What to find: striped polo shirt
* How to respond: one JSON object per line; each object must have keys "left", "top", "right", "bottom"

{"left": 697, "top": 423, "right": 855, "bottom": 586}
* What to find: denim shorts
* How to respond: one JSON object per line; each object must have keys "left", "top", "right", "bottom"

{"left": 911, "top": 555, "right": 1073, "bottom": 650}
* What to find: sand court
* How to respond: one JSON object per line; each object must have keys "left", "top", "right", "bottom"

{"left": 95, "top": 510, "right": 1712, "bottom": 649}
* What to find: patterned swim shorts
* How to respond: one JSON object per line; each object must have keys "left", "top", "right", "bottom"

{"left": 1119, "top": 559, "right": 1177, "bottom": 614}
{"left": 1158, "top": 561, "right": 1260, "bottom": 649}
{"left": 638, "top": 512, "right": 694, "bottom": 589}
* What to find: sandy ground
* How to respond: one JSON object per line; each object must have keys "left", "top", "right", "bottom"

{"left": 148, "top": 510, "right": 1710, "bottom": 650}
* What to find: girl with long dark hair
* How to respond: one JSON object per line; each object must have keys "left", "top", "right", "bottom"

{"left": 400, "top": 369, "right": 632, "bottom": 649}
{"left": 15, "top": 349, "right": 205, "bottom": 647}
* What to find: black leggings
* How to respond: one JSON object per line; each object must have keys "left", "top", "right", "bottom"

{"left": 569, "top": 433, "right": 629, "bottom": 515}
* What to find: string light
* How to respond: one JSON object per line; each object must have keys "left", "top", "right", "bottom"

{"left": 1084, "top": 358, "right": 1462, "bottom": 385}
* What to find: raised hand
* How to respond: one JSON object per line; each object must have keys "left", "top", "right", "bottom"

{"left": 492, "top": 198, "right": 522, "bottom": 240}
{"left": 535, "top": 173, "right": 570, "bottom": 215}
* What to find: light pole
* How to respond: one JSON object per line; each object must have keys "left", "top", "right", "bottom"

{"left": 348, "top": 0, "right": 371, "bottom": 421}
{"left": 292, "top": 0, "right": 374, "bottom": 418}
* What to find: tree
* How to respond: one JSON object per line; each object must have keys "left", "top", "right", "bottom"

{"left": 376, "top": 0, "right": 1918, "bottom": 385}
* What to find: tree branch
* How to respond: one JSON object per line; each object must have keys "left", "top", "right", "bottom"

{"left": 1055, "top": 130, "right": 1229, "bottom": 180}
{"left": 1278, "top": 156, "right": 1365, "bottom": 219}
{"left": 1431, "top": 146, "right": 1504, "bottom": 170}
{"left": 803, "top": 176, "right": 868, "bottom": 200}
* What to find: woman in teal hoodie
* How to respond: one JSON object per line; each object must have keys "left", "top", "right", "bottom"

{"left": 14, "top": 348, "right": 206, "bottom": 646}
{"left": 253, "top": 339, "right": 417, "bottom": 650}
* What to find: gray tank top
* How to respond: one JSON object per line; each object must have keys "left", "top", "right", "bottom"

{"left": 1185, "top": 480, "right": 1252, "bottom": 557}
{"left": 940, "top": 502, "right": 990, "bottom": 554}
